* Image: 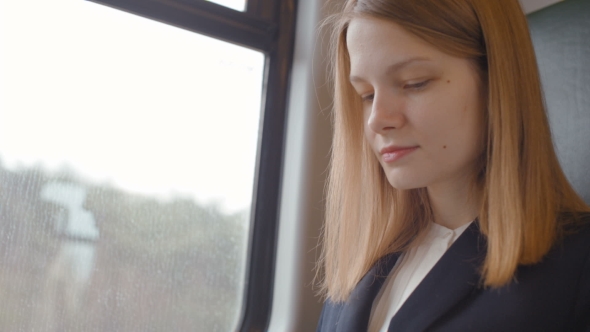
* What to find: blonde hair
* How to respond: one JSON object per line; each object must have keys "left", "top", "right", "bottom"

{"left": 319, "top": 0, "right": 590, "bottom": 302}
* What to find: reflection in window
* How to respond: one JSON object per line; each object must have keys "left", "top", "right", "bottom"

{"left": 0, "top": 0, "right": 263, "bottom": 331}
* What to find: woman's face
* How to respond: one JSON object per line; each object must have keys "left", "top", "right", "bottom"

{"left": 346, "top": 16, "right": 485, "bottom": 191}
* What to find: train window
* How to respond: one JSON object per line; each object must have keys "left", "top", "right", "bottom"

{"left": 0, "top": 0, "right": 295, "bottom": 331}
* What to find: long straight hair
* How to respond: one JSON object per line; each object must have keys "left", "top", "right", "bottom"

{"left": 318, "top": 0, "right": 590, "bottom": 302}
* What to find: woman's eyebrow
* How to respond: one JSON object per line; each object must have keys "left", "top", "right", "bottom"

{"left": 349, "top": 56, "right": 432, "bottom": 83}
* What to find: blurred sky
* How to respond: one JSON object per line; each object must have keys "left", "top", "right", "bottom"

{"left": 0, "top": 0, "right": 263, "bottom": 214}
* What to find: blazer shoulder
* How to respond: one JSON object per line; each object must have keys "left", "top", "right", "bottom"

{"left": 574, "top": 243, "right": 590, "bottom": 331}
{"left": 566, "top": 212, "right": 590, "bottom": 330}
{"left": 316, "top": 298, "right": 345, "bottom": 332}
{"left": 547, "top": 214, "right": 590, "bottom": 274}
{"left": 558, "top": 211, "right": 590, "bottom": 246}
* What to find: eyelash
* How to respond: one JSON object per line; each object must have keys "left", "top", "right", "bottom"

{"left": 361, "top": 94, "right": 374, "bottom": 102}
{"left": 404, "top": 80, "right": 430, "bottom": 90}
{"left": 360, "top": 80, "right": 430, "bottom": 102}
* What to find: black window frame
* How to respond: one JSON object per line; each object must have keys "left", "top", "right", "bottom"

{"left": 84, "top": 0, "right": 298, "bottom": 330}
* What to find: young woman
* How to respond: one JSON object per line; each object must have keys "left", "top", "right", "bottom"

{"left": 316, "top": 0, "right": 590, "bottom": 331}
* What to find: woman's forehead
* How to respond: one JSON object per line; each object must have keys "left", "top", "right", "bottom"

{"left": 346, "top": 17, "right": 448, "bottom": 78}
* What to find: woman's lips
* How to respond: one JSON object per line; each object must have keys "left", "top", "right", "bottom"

{"left": 380, "top": 146, "right": 419, "bottom": 163}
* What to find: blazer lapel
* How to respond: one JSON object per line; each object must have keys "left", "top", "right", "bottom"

{"left": 334, "top": 252, "right": 401, "bottom": 331}
{"left": 388, "top": 221, "right": 487, "bottom": 331}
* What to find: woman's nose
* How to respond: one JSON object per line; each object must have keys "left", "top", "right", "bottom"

{"left": 366, "top": 92, "right": 406, "bottom": 133}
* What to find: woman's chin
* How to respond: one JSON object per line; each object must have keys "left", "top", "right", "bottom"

{"left": 385, "top": 174, "right": 426, "bottom": 190}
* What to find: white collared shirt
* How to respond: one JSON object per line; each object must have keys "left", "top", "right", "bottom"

{"left": 368, "top": 221, "right": 473, "bottom": 332}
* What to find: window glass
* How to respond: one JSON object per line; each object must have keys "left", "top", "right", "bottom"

{"left": 207, "top": 0, "right": 247, "bottom": 11}
{"left": 0, "top": 0, "right": 263, "bottom": 331}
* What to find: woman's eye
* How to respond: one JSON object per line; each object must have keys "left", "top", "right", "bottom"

{"left": 404, "top": 80, "right": 430, "bottom": 90}
{"left": 361, "top": 94, "right": 374, "bottom": 102}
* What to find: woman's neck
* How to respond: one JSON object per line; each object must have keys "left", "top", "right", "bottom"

{"left": 427, "top": 176, "right": 481, "bottom": 230}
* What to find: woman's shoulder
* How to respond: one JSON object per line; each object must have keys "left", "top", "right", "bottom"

{"left": 558, "top": 211, "right": 590, "bottom": 243}
{"left": 523, "top": 212, "right": 590, "bottom": 280}
{"left": 548, "top": 211, "right": 590, "bottom": 265}
{"left": 557, "top": 211, "right": 590, "bottom": 331}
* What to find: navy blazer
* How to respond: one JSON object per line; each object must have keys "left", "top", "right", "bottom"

{"left": 317, "top": 216, "right": 590, "bottom": 331}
